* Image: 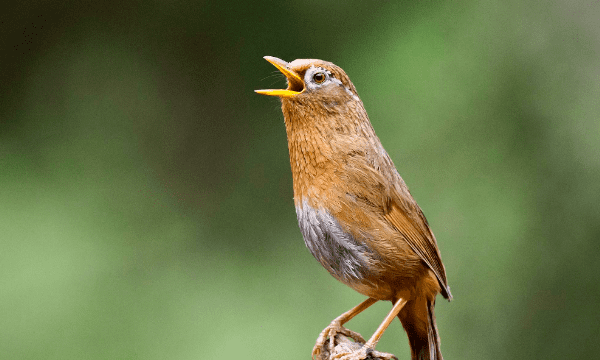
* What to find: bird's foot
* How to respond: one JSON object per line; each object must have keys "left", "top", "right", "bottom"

{"left": 312, "top": 320, "right": 365, "bottom": 360}
{"left": 332, "top": 346, "right": 397, "bottom": 360}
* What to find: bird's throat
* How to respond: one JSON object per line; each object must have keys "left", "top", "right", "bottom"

{"left": 281, "top": 101, "right": 337, "bottom": 204}
{"left": 280, "top": 97, "right": 380, "bottom": 206}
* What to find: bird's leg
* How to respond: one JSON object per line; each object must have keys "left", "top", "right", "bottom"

{"left": 312, "top": 297, "right": 377, "bottom": 360}
{"left": 364, "top": 297, "right": 407, "bottom": 349}
{"left": 333, "top": 297, "right": 408, "bottom": 360}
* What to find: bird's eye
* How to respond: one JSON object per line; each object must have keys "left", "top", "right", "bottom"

{"left": 313, "top": 72, "right": 326, "bottom": 83}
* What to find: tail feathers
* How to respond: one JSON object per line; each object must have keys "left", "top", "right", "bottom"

{"left": 426, "top": 299, "right": 442, "bottom": 360}
{"left": 398, "top": 298, "right": 443, "bottom": 360}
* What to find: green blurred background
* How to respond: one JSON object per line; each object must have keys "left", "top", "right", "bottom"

{"left": 2, "top": 1, "right": 599, "bottom": 359}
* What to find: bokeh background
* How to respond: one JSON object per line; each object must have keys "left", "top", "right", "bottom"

{"left": 2, "top": 1, "right": 599, "bottom": 359}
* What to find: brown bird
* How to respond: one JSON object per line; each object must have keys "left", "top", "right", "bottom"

{"left": 256, "top": 56, "right": 452, "bottom": 360}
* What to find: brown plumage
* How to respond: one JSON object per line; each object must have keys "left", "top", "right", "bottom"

{"left": 256, "top": 56, "right": 451, "bottom": 360}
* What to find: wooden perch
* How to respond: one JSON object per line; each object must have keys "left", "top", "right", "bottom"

{"left": 315, "top": 332, "right": 397, "bottom": 360}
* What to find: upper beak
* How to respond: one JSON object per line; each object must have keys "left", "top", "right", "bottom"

{"left": 255, "top": 56, "right": 304, "bottom": 97}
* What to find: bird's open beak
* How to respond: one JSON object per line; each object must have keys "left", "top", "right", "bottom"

{"left": 255, "top": 56, "right": 304, "bottom": 97}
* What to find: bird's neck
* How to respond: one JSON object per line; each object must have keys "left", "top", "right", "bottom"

{"left": 282, "top": 109, "right": 332, "bottom": 205}
{"left": 281, "top": 99, "right": 380, "bottom": 207}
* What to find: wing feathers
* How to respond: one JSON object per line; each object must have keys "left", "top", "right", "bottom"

{"left": 384, "top": 198, "right": 452, "bottom": 300}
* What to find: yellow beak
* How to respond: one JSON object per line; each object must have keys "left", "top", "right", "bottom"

{"left": 255, "top": 56, "right": 304, "bottom": 97}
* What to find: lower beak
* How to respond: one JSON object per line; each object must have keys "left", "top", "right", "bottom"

{"left": 255, "top": 56, "right": 304, "bottom": 97}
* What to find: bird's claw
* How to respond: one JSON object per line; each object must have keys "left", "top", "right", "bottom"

{"left": 312, "top": 320, "right": 365, "bottom": 360}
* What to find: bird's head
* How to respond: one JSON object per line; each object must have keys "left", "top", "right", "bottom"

{"left": 255, "top": 56, "right": 361, "bottom": 110}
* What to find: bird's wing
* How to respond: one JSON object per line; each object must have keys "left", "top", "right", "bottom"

{"left": 384, "top": 194, "right": 452, "bottom": 300}
{"left": 338, "top": 148, "right": 451, "bottom": 299}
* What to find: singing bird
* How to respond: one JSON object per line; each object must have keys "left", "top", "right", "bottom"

{"left": 256, "top": 56, "right": 452, "bottom": 360}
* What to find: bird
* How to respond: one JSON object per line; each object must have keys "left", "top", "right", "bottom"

{"left": 255, "top": 56, "right": 452, "bottom": 360}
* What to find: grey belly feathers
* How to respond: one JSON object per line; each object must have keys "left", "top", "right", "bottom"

{"left": 296, "top": 200, "right": 373, "bottom": 283}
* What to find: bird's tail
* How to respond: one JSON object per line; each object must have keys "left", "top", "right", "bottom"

{"left": 398, "top": 298, "right": 442, "bottom": 360}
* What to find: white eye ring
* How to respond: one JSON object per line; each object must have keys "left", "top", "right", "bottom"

{"left": 304, "top": 67, "right": 332, "bottom": 91}
{"left": 313, "top": 72, "right": 326, "bottom": 84}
